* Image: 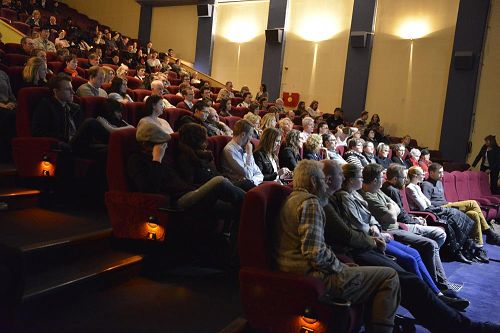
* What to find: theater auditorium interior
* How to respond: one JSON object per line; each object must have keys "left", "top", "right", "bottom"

{"left": 0, "top": 0, "right": 499, "bottom": 332}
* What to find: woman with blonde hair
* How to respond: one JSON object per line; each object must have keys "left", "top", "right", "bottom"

{"left": 253, "top": 127, "right": 291, "bottom": 182}
{"left": 243, "top": 112, "right": 261, "bottom": 139}
{"left": 260, "top": 112, "right": 277, "bottom": 131}
{"left": 22, "top": 57, "right": 48, "bottom": 87}
{"left": 303, "top": 133, "right": 323, "bottom": 161}
{"left": 102, "top": 66, "right": 115, "bottom": 84}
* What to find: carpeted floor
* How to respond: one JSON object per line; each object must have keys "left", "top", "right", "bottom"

{"left": 408, "top": 225, "right": 500, "bottom": 333}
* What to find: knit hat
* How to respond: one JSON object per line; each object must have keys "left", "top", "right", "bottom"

{"left": 136, "top": 119, "right": 170, "bottom": 143}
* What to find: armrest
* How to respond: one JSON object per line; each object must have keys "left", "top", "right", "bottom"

{"left": 409, "top": 211, "right": 437, "bottom": 222}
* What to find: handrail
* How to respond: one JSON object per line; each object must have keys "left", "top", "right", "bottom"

{"left": 179, "top": 60, "right": 225, "bottom": 88}
{"left": 0, "top": 19, "right": 26, "bottom": 43}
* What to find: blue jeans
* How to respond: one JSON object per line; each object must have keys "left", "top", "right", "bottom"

{"left": 385, "top": 240, "right": 440, "bottom": 294}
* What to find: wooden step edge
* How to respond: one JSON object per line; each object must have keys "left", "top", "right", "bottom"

{"left": 22, "top": 254, "right": 143, "bottom": 302}
{"left": 20, "top": 228, "right": 113, "bottom": 253}
{"left": 0, "top": 188, "right": 40, "bottom": 197}
{"left": 0, "top": 164, "right": 17, "bottom": 176}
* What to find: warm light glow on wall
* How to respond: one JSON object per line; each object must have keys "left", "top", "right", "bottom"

{"left": 397, "top": 19, "right": 431, "bottom": 40}
{"left": 221, "top": 18, "right": 260, "bottom": 43}
{"left": 295, "top": 14, "right": 341, "bottom": 42}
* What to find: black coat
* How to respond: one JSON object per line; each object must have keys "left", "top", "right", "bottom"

{"left": 278, "top": 146, "right": 301, "bottom": 171}
{"left": 254, "top": 150, "right": 277, "bottom": 181}
{"left": 472, "top": 145, "right": 500, "bottom": 172}
{"left": 31, "top": 96, "right": 83, "bottom": 142}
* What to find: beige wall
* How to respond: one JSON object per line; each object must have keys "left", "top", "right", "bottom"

{"left": 150, "top": 6, "right": 198, "bottom": 64}
{"left": 468, "top": 0, "right": 500, "bottom": 165}
{"left": 282, "top": 0, "right": 354, "bottom": 112}
{"left": 211, "top": 1, "right": 269, "bottom": 94}
{"left": 365, "top": 0, "right": 459, "bottom": 149}
{"left": 0, "top": 20, "right": 25, "bottom": 43}
{"left": 62, "top": 0, "right": 140, "bottom": 39}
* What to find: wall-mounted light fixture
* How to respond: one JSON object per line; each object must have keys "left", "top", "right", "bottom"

{"left": 146, "top": 216, "right": 158, "bottom": 240}
{"left": 41, "top": 155, "right": 53, "bottom": 177}
{"left": 397, "top": 20, "right": 430, "bottom": 40}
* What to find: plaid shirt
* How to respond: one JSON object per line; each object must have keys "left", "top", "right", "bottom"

{"left": 275, "top": 188, "right": 344, "bottom": 276}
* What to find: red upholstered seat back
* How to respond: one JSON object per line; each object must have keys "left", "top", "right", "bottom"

{"left": 124, "top": 102, "right": 145, "bottom": 126}
{"left": 399, "top": 188, "right": 412, "bottom": 212}
{"left": 47, "top": 61, "right": 65, "bottom": 74}
{"left": 165, "top": 94, "right": 183, "bottom": 106}
{"left": 4, "top": 43, "right": 24, "bottom": 54}
{"left": 79, "top": 96, "right": 107, "bottom": 118}
{"left": 465, "top": 171, "right": 483, "bottom": 199}
{"left": 336, "top": 145, "right": 345, "bottom": 156}
{"left": 125, "top": 76, "right": 143, "bottom": 89}
{"left": 46, "top": 52, "right": 57, "bottom": 61}
{"left": 0, "top": 8, "right": 17, "bottom": 21}
{"left": 6, "top": 65, "right": 24, "bottom": 94}
{"left": 442, "top": 172, "right": 459, "bottom": 202}
{"left": 4, "top": 53, "right": 28, "bottom": 66}
{"left": 231, "top": 107, "right": 248, "bottom": 118}
{"left": 230, "top": 97, "right": 243, "bottom": 106}
{"left": 71, "top": 76, "right": 88, "bottom": 90}
{"left": 132, "top": 89, "right": 151, "bottom": 102}
{"left": 206, "top": 135, "right": 232, "bottom": 171}
{"left": 451, "top": 171, "right": 471, "bottom": 201}
{"left": 107, "top": 128, "right": 139, "bottom": 192}
{"left": 220, "top": 116, "right": 241, "bottom": 130}
{"left": 164, "top": 108, "right": 192, "bottom": 131}
{"left": 239, "top": 183, "right": 292, "bottom": 269}
{"left": 165, "top": 85, "right": 179, "bottom": 94}
{"left": 16, "top": 87, "right": 52, "bottom": 137}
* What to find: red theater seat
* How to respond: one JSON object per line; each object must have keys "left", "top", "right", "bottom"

{"left": 125, "top": 76, "right": 143, "bottom": 90}
{"left": 231, "top": 107, "right": 248, "bottom": 118}
{"left": 79, "top": 96, "right": 107, "bottom": 118}
{"left": 3, "top": 53, "right": 29, "bottom": 66}
{"left": 239, "top": 183, "right": 360, "bottom": 333}
{"left": 124, "top": 102, "right": 145, "bottom": 126}
{"left": 220, "top": 116, "right": 241, "bottom": 130}
{"left": 163, "top": 108, "right": 192, "bottom": 131}
{"left": 0, "top": 8, "right": 17, "bottom": 21}
{"left": 165, "top": 94, "right": 183, "bottom": 106}
{"left": 11, "top": 21, "right": 31, "bottom": 35}
{"left": 166, "top": 85, "right": 179, "bottom": 94}
{"left": 133, "top": 89, "right": 151, "bottom": 102}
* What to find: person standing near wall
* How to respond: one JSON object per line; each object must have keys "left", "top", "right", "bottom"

{"left": 471, "top": 135, "right": 500, "bottom": 194}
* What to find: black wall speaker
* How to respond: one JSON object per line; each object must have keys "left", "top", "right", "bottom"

{"left": 197, "top": 4, "right": 213, "bottom": 18}
{"left": 454, "top": 51, "right": 474, "bottom": 70}
{"left": 265, "top": 28, "right": 284, "bottom": 43}
{"left": 350, "top": 31, "right": 368, "bottom": 48}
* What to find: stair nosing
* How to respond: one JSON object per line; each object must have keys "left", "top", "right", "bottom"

{"left": 22, "top": 254, "right": 143, "bottom": 301}
{"left": 20, "top": 228, "right": 114, "bottom": 253}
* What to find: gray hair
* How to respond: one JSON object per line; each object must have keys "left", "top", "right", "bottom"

{"left": 293, "top": 160, "right": 324, "bottom": 193}
{"left": 302, "top": 116, "right": 314, "bottom": 127}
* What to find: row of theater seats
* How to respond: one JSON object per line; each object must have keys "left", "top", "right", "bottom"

{"left": 442, "top": 171, "right": 500, "bottom": 220}
{"left": 11, "top": 86, "right": 245, "bottom": 178}
{"left": 0, "top": 3, "right": 105, "bottom": 36}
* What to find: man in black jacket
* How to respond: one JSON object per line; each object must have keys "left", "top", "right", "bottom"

{"left": 31, "top": 74, "right": 108, "bottom": 155}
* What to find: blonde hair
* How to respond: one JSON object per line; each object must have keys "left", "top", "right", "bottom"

{"left": 304, "top": 133, "right": 323, "bottom": 152}
{"left": 23, "top": 57, "right": 46, "bottom": 85}
{"left": 261, "top": 113, "right": 277, "bottom": 130}
{"left": 243, "top": 112, "right": 261, "bottom": 127}
{"left": 116, "top": 64, "right": 129, "bottom": 78}
{"left": 293, "top": 160, "right": 324, "bottom": 192}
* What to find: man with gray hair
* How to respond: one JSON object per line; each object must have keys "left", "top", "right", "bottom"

{"left": 274, "top": 98, "right": 285, "bottom": 113}
{"left": 144, "top": 80, "right": 174, "bottom": 109}
{"left": 275, "top": 159, "right": 400, "bottom": 333}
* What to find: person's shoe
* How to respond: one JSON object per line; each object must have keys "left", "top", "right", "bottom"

{"left": 474, "top": 247, "right": 490, "bottom": 263}
{"left": 486, "top": 230, "right": 500, "bottom": 246}
{"left": 438, "top": 294, "right": 470, "bottom": 311}
{"left": 442, "top": 288, "right": 459, "bottom": 298}
{"left": 454, "top": 251, "right": 473, "bottom": 264}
